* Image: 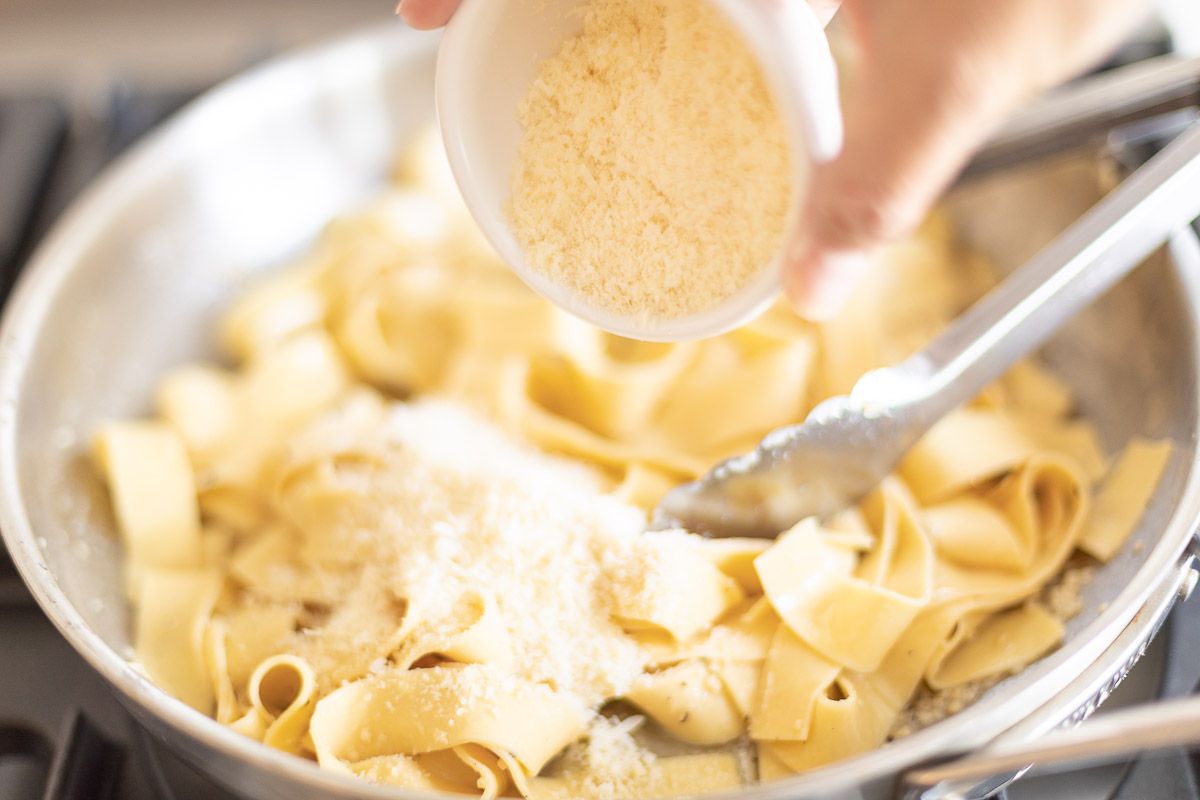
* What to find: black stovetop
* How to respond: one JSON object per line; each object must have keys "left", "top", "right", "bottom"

{"left": 3, "top": 46, "right": 1200, "bottom": 800}
{"left": 0, "top": 86, "right": 252, "bottom": 800}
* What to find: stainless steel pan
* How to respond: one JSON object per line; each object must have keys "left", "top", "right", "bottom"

{"left": 1, "top": 26, "right": 1199, "bottom": 800}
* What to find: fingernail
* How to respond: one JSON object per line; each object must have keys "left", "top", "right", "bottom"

{"left": 785, "top": 250, "right": 870, "bottom": 321}
{"left": 395, "top": 0, "right": 407, "bottom": 17}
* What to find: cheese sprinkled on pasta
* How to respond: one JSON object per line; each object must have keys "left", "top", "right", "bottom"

{"left": 92, "top": 127, "right": 1171, "bottom": 799}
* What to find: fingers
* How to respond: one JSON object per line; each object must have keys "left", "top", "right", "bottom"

{"left": 784, "top": 0, "right": 1150, "bottom": 319}
{"left": 785, "top": 3, "right": 997, "bottom": 317}
{"left": 397, "top": 0, "right": 462, "bottom": 29}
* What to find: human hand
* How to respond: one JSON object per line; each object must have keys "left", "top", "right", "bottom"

{"left": 398, "top": 0, "right": 1150, "bottom": 318}
{"left": 781, "top": 0, "right": 1149, "bottom": 317}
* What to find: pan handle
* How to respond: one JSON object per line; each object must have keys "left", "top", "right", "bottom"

{"left": 898, "top": 694, "right": 1200, "bottom": 799}
{"left": 896, "top": 545, "right": 1200, "bottom": 800}
{"left": 965, "top": 55, "right": 1200, "bottom": 178}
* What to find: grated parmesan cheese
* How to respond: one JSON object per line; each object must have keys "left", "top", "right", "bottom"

{"left": 549, "top": 716, "right": 659, "bottom": 799}
{"left": 510, "top": 0, "right": 793, "bottom": 321}
{"left": 286, "top": 398, "right": 661, "bottom": 709}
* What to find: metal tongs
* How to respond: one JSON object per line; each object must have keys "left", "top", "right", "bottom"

{"left": 654, "top": 81, "right": 1200, "bottom": 542}
{"left": 651, "top": 55, "right": 1200, "bottom": 799}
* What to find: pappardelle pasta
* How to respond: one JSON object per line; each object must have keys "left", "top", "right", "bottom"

{"left": 94, "top": 128, "right": 1171, "bottom": 799}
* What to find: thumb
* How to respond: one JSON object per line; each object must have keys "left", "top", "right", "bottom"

{"left": 397, "top": 0, "right": 462, "bottom": 29}
{"left": 784, "top": 3, "right": 1019, "bottom": 319}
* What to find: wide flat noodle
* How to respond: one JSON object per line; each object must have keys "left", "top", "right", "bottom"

{"left": 640, "top": 597, "right": 776, "bottom": 666}
{"left": 625, "top": 660, "right": 744, "bottom": 745}
{"left": 220, "top": 602, "right": 298, "bottom": 689}
{"left": 135, "top": 568, "right": 222, "bottom": 712}
{"left": 394, "top": 590, "right": 514, "bottom": 670}
{"left": 929, "top": 603, "right": 1063, "bottom": 688}
{"left": 923, "top": 497, "right": 1027, "bottom": 571}
{"left": 755, "top": 498, "right": 931, "bottom": 673}
{"left": 156, "top": 365, "right": 238, "bottom": 458}
{"left": 309, "top": 665, "right": 586, "bottom": 781}
{"left": 758, "top": 674, "right": 896, "bottom": 774}
{"left": 527, "top": 753, "right": 743, "bottom": 800}
{"left": 655, "top": 329, "right": 815, "bottom": 452}
{"left": 698, "top": 537, "right": 770, "bottom": 594}
{"left": 246, "top": 654, "right": 320, "bottom": 754}
{"left": 923, "top": 456, "right": 1089, "bottom": 690}
{"left": 1079, "top": 438, "right": 1172, "bottom": 561}
{"left": 608, "top": 532, "right": 745, "bottom": 641}
{"left": 999, "top": 361, "right": 1073, "bottom": 419}
{"left": 929, "top": 456, "right": 1088, "bottom": 608}
{"left": 94, "top": 422, "right": 203, "bottom": 570}
{"left": 527, "top": 338, "right": 696, "bottom": 440}
{"left": 899, "top": 410, "right": 1042, "bottom": 501}
{"left": 750, "top": 626, "right": 840, "bottom": 741}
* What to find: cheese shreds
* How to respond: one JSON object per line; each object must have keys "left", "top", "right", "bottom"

{"left": 548, "top": 716, "right": 658, "bottom": 798}
{"left": 510, "top": 0, "right": 792, "bottom": 321}
{"left": 284, "top": 398, "right": 658, "bottom": 707}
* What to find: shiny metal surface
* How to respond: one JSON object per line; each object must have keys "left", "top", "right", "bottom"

{"left": 963, "top": 55, "right": 1200, "bottom": 178}
{"left": 899, "top": 550, "right": 1199, "bottom": 800}
{"left": 657, "top": 121, "right": 1200, "bottom": 540}
{"left": 0, "top": 27, "right": 1199, "bottom": 800}
{"left": 906, "top": 693, "right": 1200, "bottom": 794}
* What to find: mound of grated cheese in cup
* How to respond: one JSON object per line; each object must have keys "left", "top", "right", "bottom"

{"left": 509, "top": 0, "right": 793, "bottom": 322}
